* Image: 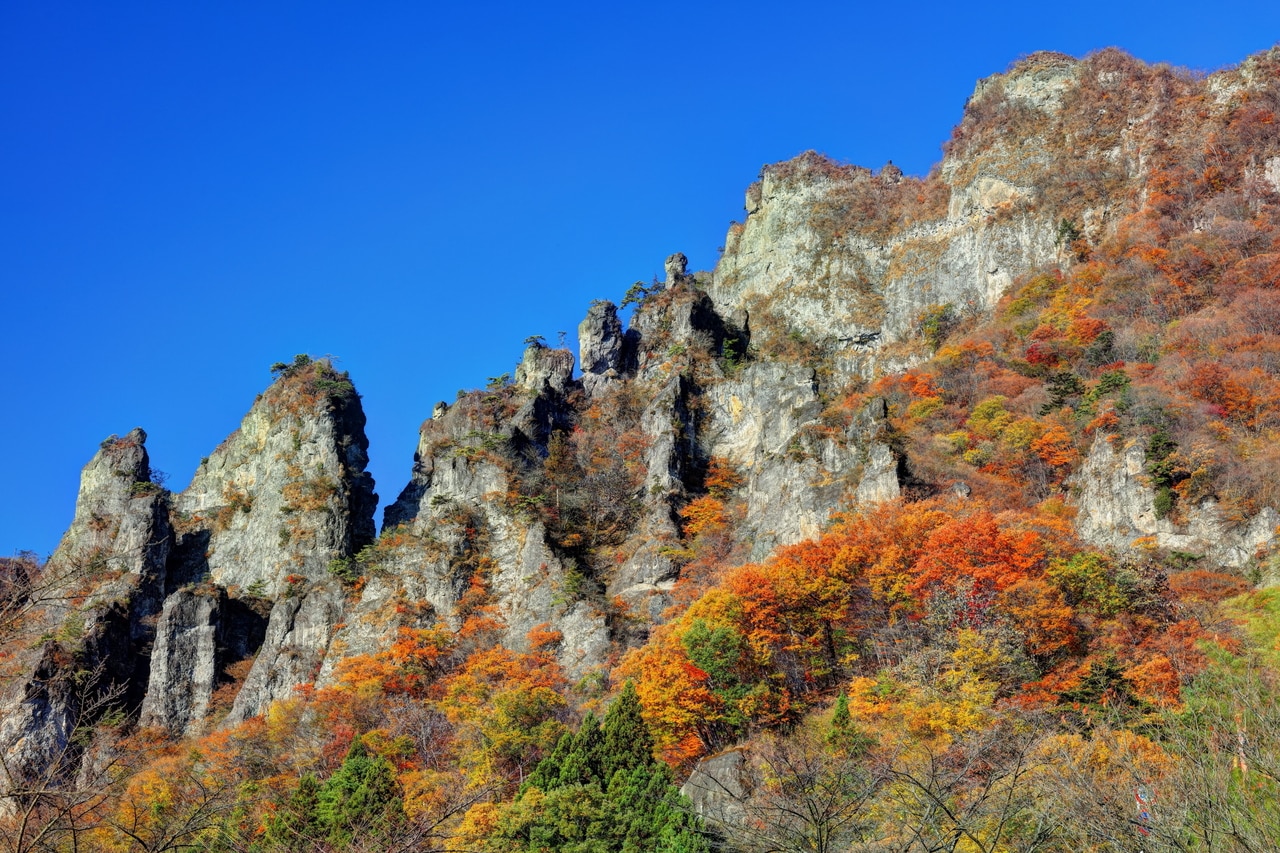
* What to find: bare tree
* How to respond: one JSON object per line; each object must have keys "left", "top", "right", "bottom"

{"left": 0, "top": 669, "right": 128, "bottom": 853}
{"left": 702, "top": 727, "right": 886, "bottom": 853}
{"left": 880, "top": 720, "right": 1058, "bottom": 853}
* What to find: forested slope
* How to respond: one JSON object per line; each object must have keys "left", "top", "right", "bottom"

{"left": 3, "top": 45, "right": 1280, "bottom": 852}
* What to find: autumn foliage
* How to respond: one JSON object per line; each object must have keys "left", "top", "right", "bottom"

{"left": 622, "top": 498, "right": 1223, "bottom": 765}
{"left": 9, "top": 45, "right": 1280, "bottom": 853}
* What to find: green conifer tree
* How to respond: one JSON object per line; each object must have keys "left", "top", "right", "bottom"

{"left": 491, "top": 682, "right": 710, "bottom": 852}
{"left": 556, "top": 713, "right": 605, "bottom": 788}
{"left": 261, "top": 773, "right": 322, "bottom": 851}
{"left": 601, "top": 681, "right": 655, "bottom": 780}
{"left": 522, "top": 729, "right": 573, "bottom": 793}
{"left": 315, "top": 739, "right": 405, "bottom": 847}
{"left": 827, "top": 693, "right": 872, "bottom": 756}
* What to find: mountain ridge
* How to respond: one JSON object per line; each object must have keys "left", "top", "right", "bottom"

{"left": 4, "top": 43, "right": 1280, "bottom": 850}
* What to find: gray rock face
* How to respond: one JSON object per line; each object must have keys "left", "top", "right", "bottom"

{"left": 704, "top": 363, "right": 901, "bottom": 558}
{"left": 709, "top": 155, "right": 1058, "bottom": 388}
{"left": 370, "top": 377, "right": 612, "bottom": 682}
{"left": 681, "top": 748, "right": 750, "bottom": 825}
{"left": 630, "top": 281, "right": 725, "bottom": 384}
{"left": 706, "top": 57, "right": 1121, "bottom": 387}
{"left": 125, "top": 367, "right": 380, "bottom": 723}
{"left": 515, "top": 343, "right": 574, "bottom": 397}
{"left": 606, "top": 286, "right": 722, "bottom": 612}
{"left": 509, "top": 345, "right": 576, "bottom": 456}
{"left": 578, "top": 300, "right": 631, "bottom": 397}
{"left": 0, "top": 429, "right": 171, "bottom": 806}
{"left": 139, "top": 587, "right": 268, "bottom": 736}
{"left": 169, "top": 369, "right": 377, "bottom": 598}
{"left": 139, "top": 589, "right": 221, "bottom": 735}
{"left": 664, "top": 252, "right": 689, "bottom": 287}
{"left": 227, "top": 581, "right": 346, "bottom": 724}
{"left": 1074, "top": 434, "right": 1279, "bottom": 572}
{"left": 614, "top": 375, "right": 696, "bottom": 603}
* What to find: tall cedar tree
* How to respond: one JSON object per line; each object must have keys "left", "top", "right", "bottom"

{"left": 490, "top": 681, "right": 709, "bottom": 852}
{"left": 316, "top": 740, "right": 405, "bottom": 847}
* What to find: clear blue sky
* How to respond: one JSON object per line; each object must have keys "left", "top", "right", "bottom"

{"left": 3, "top": 1, "right": 1278, "bottom": 557}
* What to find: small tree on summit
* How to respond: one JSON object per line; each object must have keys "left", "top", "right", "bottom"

{"left": 270, "top": 353, "right": 314, "bottom": 379}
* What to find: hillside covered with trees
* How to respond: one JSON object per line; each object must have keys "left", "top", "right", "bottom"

{"left": 3, "top": 45, "right": 1280, "bottom": 851}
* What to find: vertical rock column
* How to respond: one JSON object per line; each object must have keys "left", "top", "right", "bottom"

{"left": 0, "top": 428, "right": 171, "bottom": 802}
{"left": 150, "top": 362, "right": 376, "bottom": 729}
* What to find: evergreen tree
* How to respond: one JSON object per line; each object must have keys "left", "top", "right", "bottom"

{"left": 601, "top": 681, "right": 654, "bottom": 781}
{"left": 556, "top": 712, "right": 604, "bottom": 788}
{"left": 315, "top": 739, "right": 405, "bottom": 847}
{"left": 261, "top": 773, "right": 322, "bottom": 851}
{"left": 491, "top": 682, "right": 709, "bottom": 852}
{"left": 522, "top": 729, "right": 572, "bottom": 793}
{"left": 826, "top": 693, "right": 866, "bottom": 756}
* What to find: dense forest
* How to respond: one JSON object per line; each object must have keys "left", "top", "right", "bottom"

{"left": 3, "top": 46, "right": 1280, "bottom": 851}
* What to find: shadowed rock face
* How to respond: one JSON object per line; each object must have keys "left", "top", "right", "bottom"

{"left": 139, "top": 587, "right": 268, "bottom": 736}
{"left": 0, "top": 429, "right": 171, "bottom": 806}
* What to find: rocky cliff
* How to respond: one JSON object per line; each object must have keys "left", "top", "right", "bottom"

{"left": 167, "top": 359, "right": 376, "bottom": 728}
{"left": 0, "top": 361, "right": 378, "bottom": 797}
{"left": 5, "top": 47, "right": 1280, "bottom": 807}
{"left": 0, "top": 429, "right": 170, "bottom": 802}
{"left": 1074, "top": 433, "right": 1280, "bottom": 572}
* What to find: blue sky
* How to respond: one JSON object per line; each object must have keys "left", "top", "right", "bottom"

{"left": 3, "top": 1, "right": 1279, "bottom": 557}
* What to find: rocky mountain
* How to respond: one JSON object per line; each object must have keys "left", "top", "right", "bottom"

{"left": 3, "top": 46, "right": 1280, "bottom": 847}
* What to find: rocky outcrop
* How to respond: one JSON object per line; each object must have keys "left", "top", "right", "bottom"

{"left": 362, "top": 354, "right": 612, "bottom": 681}
{"left": 664, "top": 252, "right": 689, "bottom": 287}
{"left": 139, "top": 588, "right": 221, "bottom": 735}
{"left": 604, "top": 375, "right": 690, "bottom": 616}
{"left": 706, "top": 55, "right": 1145, "bottom": 387}
{"left": 680, "top": 748, "right": 750, "bottom": 825}
{"left": 1074, "top": 433, "right": 1279, "bottom": 571}
{"left": 1266, "top": 156, "right": 1280, "bottom": 194}
{"left": 167, "top": 364, "right": 377, "bottom": 598}
{"left": 139, "top": 586, "right": 267, "bottom": 735}
{"left": 509, "top": 343, "right": 576, "bottom": 456}
{"left": 122, "top": 363, "right": 381, "bottom": 724}
{"left": 603, "top": 282, "right": 725, "bottom": 615}
{"left": 578, "top": 300, "right": 634, "bottom": 397}
{"left": 227, "top": 581, "right": 345, "bottom": 723}
{"left": 54, "top": 429, "right": 172, "bottom": 590}
{"left": 709, "top": 151, "right": 1058, "bottom": 387}
{"left": 0, "top": 429, "right": 171, "bottom": 804}
{"left": 515, "top": 342, "right": 574, "bottom": 397}
{"left": 704, "top": 363, "right": 901, "bottom": 558}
